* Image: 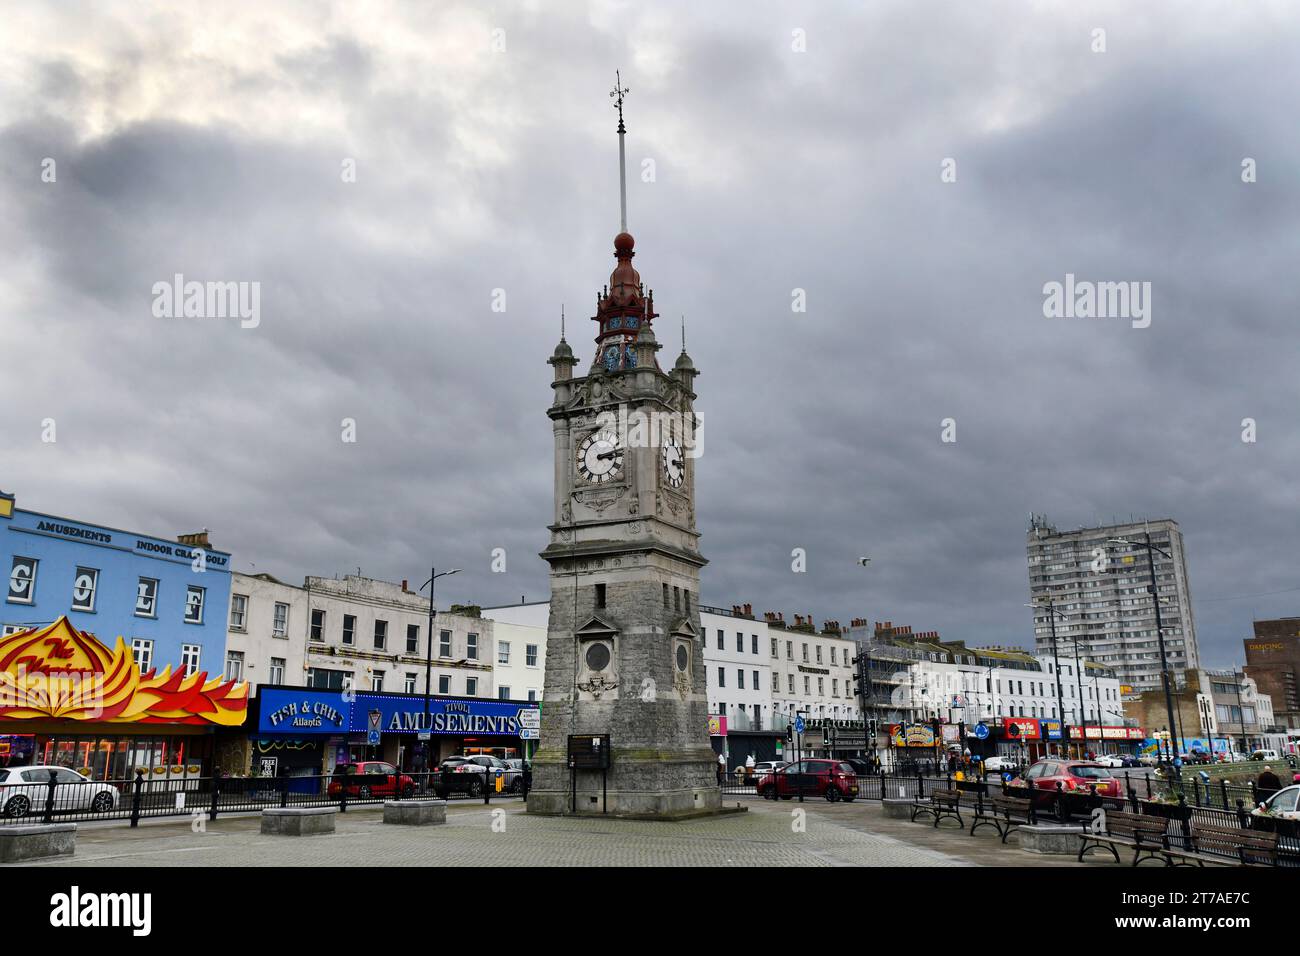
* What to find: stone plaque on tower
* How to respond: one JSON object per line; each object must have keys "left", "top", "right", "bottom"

{"left": 526, "top": 78, "right": 719, "bottom": 817}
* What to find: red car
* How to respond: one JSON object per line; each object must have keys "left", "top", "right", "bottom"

{"left": 1012, "top": 759, "right": 1122, "bottom": 798}
{"left": 327, "top": 761, "right": 415, "bottom": 799}
{"left": 756, "top": 759, "right": 859, "bottom": 802}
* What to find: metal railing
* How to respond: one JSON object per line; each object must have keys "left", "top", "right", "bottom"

{"left": 0, "top": 767, "right": 529, "bottom": 828}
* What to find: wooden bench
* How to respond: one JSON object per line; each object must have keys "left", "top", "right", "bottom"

{"left": 1186, "top": 823, "right": 1279, "bottom": 867}
{"left": 970, "top": 794, "right": 1038, "bottom": 843}
{"left": 1077, "top": 809, "right": 1170, "bottom": 866}
{"left": 911, "top": 788, "right": 963, "bottom": 828}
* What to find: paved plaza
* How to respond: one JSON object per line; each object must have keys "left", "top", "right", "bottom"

{"left": 6, "top": 797, "right": 1130, "bottom": 868}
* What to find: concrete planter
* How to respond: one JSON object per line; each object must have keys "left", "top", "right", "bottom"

{"left": 1017, "top": 823, "right": 1085, "bottom": 855}
{"left": 383, "top": 799, "right": 447, "bottom": 826}
{"left": 882, "top": 798, "right": 914, "bottom": 820}
{"left": 260, "top": 806, "right": 337, "bottom": 836}
{"left": 0, "top": 823, "right": 76, "bottom": 862}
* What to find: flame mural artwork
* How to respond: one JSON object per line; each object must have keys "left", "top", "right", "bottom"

{"left": 0, "top": 617, "right": 248, "bottom": 725}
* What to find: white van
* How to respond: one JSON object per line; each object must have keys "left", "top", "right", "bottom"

{"left": 1251, "top": 749, "right": 1280, "bottom": 761}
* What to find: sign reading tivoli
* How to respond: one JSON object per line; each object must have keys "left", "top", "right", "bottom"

{"left": 528, "top": 91, "right": 718, "bottom": 816}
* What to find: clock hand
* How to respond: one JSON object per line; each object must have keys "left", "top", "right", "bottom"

{"left": 596, "top": 449, "right": 621, "bottom": 461}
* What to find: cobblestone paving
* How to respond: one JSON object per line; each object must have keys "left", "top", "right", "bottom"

{"left": 12, "top": 799, "right": 975, "bottom": 868}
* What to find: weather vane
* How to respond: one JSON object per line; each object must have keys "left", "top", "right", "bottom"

{"left": 610, "top": 70, "right": 629, "bottom": 133}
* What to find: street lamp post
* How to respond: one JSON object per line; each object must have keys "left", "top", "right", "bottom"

{"left": 419, "top": 567, "right": 461, "bottom": 776}
{"left": 1108, "top": 532, "right": 1180, "bottom": 780}
{"left": 1026, "top": 599, "right": 1068, "bottom": 755}
{"left": 853, "top": 557, "right": 874, "bottom": 764}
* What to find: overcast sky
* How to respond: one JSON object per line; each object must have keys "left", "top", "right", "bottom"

{"left": 3, "top": 1, "right": 1298, "bottom": 669}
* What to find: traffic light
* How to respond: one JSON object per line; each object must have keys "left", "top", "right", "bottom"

{"left": 786, "top": 723, "right": 793, "bottom": 743}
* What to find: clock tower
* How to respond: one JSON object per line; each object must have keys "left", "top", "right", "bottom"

{"left": 527, "top": 79, "right": 719, "bottom": 816}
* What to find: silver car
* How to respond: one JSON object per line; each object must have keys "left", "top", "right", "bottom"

{"left": 0, "top": 766, "right": 119, "bottom": 818}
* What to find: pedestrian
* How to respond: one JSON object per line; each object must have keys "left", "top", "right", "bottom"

{"left": 1257, "top": 765, "right": 1282, "bottom": 801}
{"left": 716, "top": 752, "right": 725, "bottom": 785}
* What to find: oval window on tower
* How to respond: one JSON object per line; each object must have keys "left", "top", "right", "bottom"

{"left": 675, "top": 644, "right": 688, "bottom": 671}
{"left": 585, "top": 642, "right": 611, "bottom": 672}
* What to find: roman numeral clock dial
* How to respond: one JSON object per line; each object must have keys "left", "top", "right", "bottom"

{"left": 662, "top": 441, "right": 685, "bottom": 488}
{"left": 577, "top": 430, "right": 623, "bottom": 483}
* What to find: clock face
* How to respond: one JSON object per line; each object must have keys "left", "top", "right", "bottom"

{"left": 662, "top": 441, "right": 685, "bottom": 488}
{"left": 577, "top": 430, "right": 624, "bottom": 483}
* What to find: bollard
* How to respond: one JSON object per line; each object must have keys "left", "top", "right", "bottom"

{"left": 43, "top": 769, "right": 58, "bottom": 824}
{"left": 130, "top": 769, "right": 145, "bottom": 828}
{"left": 209, "top": 773, "right": 221, "bottom": 822}
{"left": 484, "top": 769, "right": 492, "bottom": 805}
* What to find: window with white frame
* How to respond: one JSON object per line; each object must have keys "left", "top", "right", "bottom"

{"left": 466, "top": 676, "right": 478, "bottom": 696}
{"left": 132, "top": 638, "right": 154, "bottom": 673}
{"left": 498, "top": 686, "right": 511, "bottom": 700}
{"left": 526, "top": 644, "right": 538, "bottom": 667}
{"left": 498, "top": 641, "right": 510, "bottom": 664}
{"left": 71, "top": 567, "right": 99, "bottom": 612}
{"left": 7, "top": 556, "right": 37, "bottom": 604}
{"left": 406, "top": 625, "right": 419, "bottom": 654}
{"left": 181, "top": 644, "right": 201, "bottom": 677}
{"left": 439, "top": 630, "right": 452, "bottom": 657}
{"left": 467, "top": 633, "right": 478, "bottom": 660}
{"left": 342, "top": 614, "right": 355, "bottom": 645}
{"left": 269, "top": 658, "right": 285, "bottom": 685}
{"left": 311, "top": 609, "right": 325, "bottom": 642}
{"left": 225, "top": 651, "right": 244, "bottom": 682}
{"left": 184, "top": 585, "right": 205, "bottom": 624}
{"left": 136, "top": 577, "right": 159, "bottom": 618}
{"left": 404, "top": 673, "right": 417, "bottom": 693}
{"left": 273, "top": 603, "right": 289, "bottom": 638}
{"left": 370, "top": 671, "right": 384, "bottom": 692}
{"left": 229, "top": 593, "right": 248, "bottom": 629}
{"left": 438, "top": 674, "right": 450, "bottom": 694}
{"left": 374, "top": 620, "right": 388, "bottom": 651}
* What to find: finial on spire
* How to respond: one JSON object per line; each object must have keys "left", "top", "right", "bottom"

{"left": 681, "top": 315, "right": 686, "bottom": 351}
{"left": 610, "top": 70, "right": 630, "bottom": 234}
{"left": 561, "top": 303, "right": 566, "bottom": 341}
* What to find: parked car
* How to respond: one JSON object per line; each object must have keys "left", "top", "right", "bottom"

{"left": 327, "top": 762, "right": 415, "bottom": 799}
{"left": 1252, "top": 784, "right": 1300, "bottom": 821}
{"left": 0, "top": 766, "right": 120, "bottom": 818}
{"left": 1137, "top": 753, "right": 1160, "bottom": 767}
{"left": 1009, "top": 759, "right": 1122, "bottom": 798}
{"left": 755, "top": 759, "right": 859, "bottom": 802}
{"left": 1180, "top": 751, "right": 1213, "bottom": 766}
{"left": 840, "top": 758, "right": 872, "bottom": 778}
{"left": 752, "top": 760, "right": 789, "bottom": 779}
{"left": 983, "top": 755, "right": 1019, "bottom": 772}
{"left": 437, "top": 755, "right": 509, "bottom": 797}
{"left": 502, "top": 758, "right": 527, "bottom": 793}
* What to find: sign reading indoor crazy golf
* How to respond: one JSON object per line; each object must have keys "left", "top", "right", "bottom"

{"left": 0, "top": 617, "right": 248, "bottom": 724}
{"left": 256, "top": 688, "right": 540, "bottom": 739}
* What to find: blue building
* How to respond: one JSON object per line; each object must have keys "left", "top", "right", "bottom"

{"left": 0, "top": 489, "right": 237, "bottom": 778}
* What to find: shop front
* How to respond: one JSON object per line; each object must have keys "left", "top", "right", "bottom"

{"left": 0, "top": 617, "right": 249, "bottom": 782}
{"left": 251, "top": 687, "right": 541, "bottom": 776}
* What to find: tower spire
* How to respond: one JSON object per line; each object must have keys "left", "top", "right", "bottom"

{"left": 610, "top": 70, "right": 629, "bottom": 234}
{"left": 561, "top": 303, "right": 566, "bottom": 341}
